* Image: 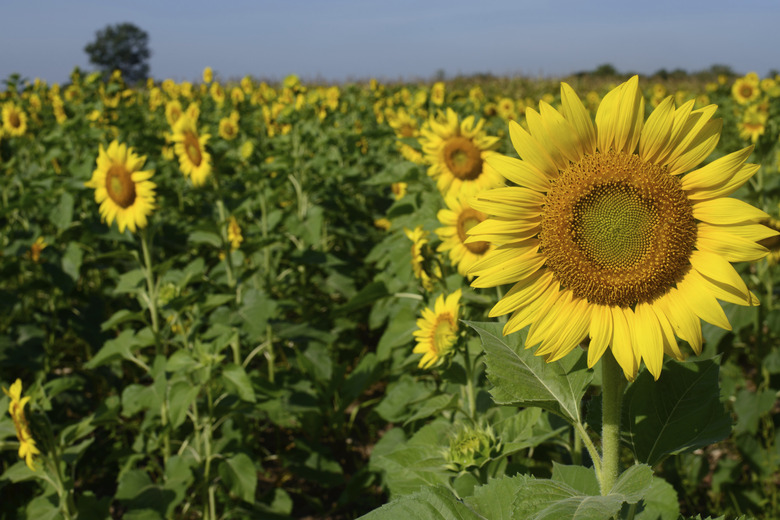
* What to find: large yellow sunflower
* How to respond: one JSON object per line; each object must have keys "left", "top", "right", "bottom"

{"left": 413, "top": 289, "right": 462, "bottom": 369}
{"left": 419, "top": 108, "right": 504, "bottom": 198}
{"left": 85, "top": 140, "right": 156, "bottom": 233}
{"left": 436, "top": 194, "right": 495, "bottom": 278}
{"left": 172, "top": 116, "right": 212, "bottom": 187}
{"left": 468, "top": 76, "right": 775, "bottom": 380}
{"left": 2, "top": 102, "right": 28, "bottom": 137}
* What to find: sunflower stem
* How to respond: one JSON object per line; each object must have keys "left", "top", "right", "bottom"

{"left": 215, "top": 197, "right": 236, "bottom": 288}
{"left": 599, "top": 350, "right": 625, "bottom": 495}
{"left": 140, "top": 228, "right": 160, "bottom": 352}
{"left": 462, "top": 341, "right": 477, "bottom": 422}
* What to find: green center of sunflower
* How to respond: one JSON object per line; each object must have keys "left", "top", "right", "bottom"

{"left": 540, "top": 151, "right": 696, "bottom": 307}
{"left": 105, "top": 164, "right": 136, "bottom": 209}
{"left": 443, "top": 136, "right": 483, "bottom": 180}
{"left": 457, "top": 208, "right": 490, "bottom": 255}
{"left": 184, "top": 132, "right": 203, "bottom": 166}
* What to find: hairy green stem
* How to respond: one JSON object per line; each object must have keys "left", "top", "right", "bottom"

{"left": 599, "top": 350, "right": 625, "bottom": 495}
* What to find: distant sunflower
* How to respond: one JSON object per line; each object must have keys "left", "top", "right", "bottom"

{"left": 413, "top": 289, "right": 462, "bottom": 369}
{"left": 420, "top": 108, "right": 503, "bottom": 198}
{"left": 165, "top": 100, "right": 184, "bottom": 128}
{"left": 2, "top": 102, "right": 27, "bottom": 137}
{"left": 732, "top": 75, "right": 760, "bottom": 105}
{"left": 436, "top": 194, "right": 495, "bottom": 278}
{"left": 172, "top": 116, "right": 212, "bottom": 187}
{"left": 3, "top": 379, "right": 39, "bottom": 471}
{"left": 468, "top": 76, "right": 775, "bottom": 380}
{"left": 218, "top": 115, "right": 239, "bottom": 141}
{"left": 405, "top": 226, "right": 440, "bottom": 292}
{"left": 85, "top": 140, "right": 156, "bottom": 233}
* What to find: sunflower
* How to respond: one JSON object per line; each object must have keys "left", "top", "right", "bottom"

{"left": 227, "top": 216, "right": 243, "bottom": 250}
{"left": 218, "top": 115, "right": 239, "bottom": 141}
{"left": 738, "top": 105, "right": 768, "bottom": 143}
{"left": 3, "top": 379, "right": 40, "bottom": 471}
{"left": 405, "top": 226, "right": 440, "bottom": 292}
{"left": 420, "top": 108, "right": 503, "bottom": 198}
{"left": 468, "top": 76, "right": 775, "bottom": 380}
{"left": 2, "top": 102, "right": 27, "bottom": 137}
{"left": 85, "top": 140, "right": 156, "bottom": 233}
{"left": 431, "top": 82, "right": 445, "bottom": 106}
{"left": 413, "top": 289, "right": 462, "bottom": 369}
{"left": 732, "top": 75, "right": 760, "bottom": 105}
{"left": 172, "top": 116, "right": 212, "bottom": 187}
{"left": 436, "top": 194, "right": 495, "bottom": 278}
{"left": 165, "top": 100, "right": 183, "bottom": 128}
{"left": 202, "top": 66, "right": 213, "bottom": 84}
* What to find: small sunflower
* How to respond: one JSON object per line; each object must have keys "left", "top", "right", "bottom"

{"left": 227, "top": 216, "right": 243, "bottom": 250}
{"left": 2, "top": 102, "right": 27, "bottom": 137}
{"left": 431, "top": 82, "right": 445, "bottom": 106}
{"left": 738, "top": 105, "right": 768, "bottom": 143}
{"left": 172, "top": 116, "right": 212, "bottom": 187}
{"left": 405, "top": 226, "right": 440, "bottom": 292}
{"left": 218, "top": 115, "right": 239, "bottom": 141}
{"left": 85, "top": 140, "right": 156, "bottom": 233}
{"left": 202, "top": 66, "right": 213, "bottom": 84}
{"left": 468, "top": 76, "right": 776, "bottom": 380}
{"left": 3, "top": 379, "right": 40, "bottom": 471}
{"left": 732, "top": 75, "right": 760, "bottom": 105}
{"left": 436, "top": 194, "right": 495, "bottom": 278}
{"left": 413, "top": 289, "right": 462, "bottom": 369}
{"left": 165, "top": 100, "right": 184, "bottom": 128}
{"left": 419, "top": 108, "right": 503, "bottom": 198}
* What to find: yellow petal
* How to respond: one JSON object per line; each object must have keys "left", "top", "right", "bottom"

{"left": 657, "top": 289, "right": 702, "bottom": 354}
{"left": 634, "top": 302, "right": 663, "bottom": 380}
{"left": 639, "top": 96, "right": 676, "bottom": 162}
{"left": 685, "top": 163, "right": 759, "bottom": 201}
{"left": 677, "top": 273, "right": 732, "bottom": 331}
{"left": 689, "top": 249, "right": 751, "bottom": 303}
{"left": 525, "top": 107, "right": 569, "bottom": 171}
{"left": 668, "top": 119, "right": 722, "bottom": 175}
{"left": 697, "top": 224, "right": 770, "bottom": 262}
{"left": 539, "top": 100, "right": 584, "bottom": 163}
{"left": 560, "top": 82, "right": 596, "bottom": 155}
{"left": 693, "top": 198, "right": 769, "bottom": 225}
{"left": 489, "top": 269, "right": 554, "bottom": 317}
{"left": 503, "top": 282, "right": 560, "bottom": 335}
{"left": 588, "top": 304, "right": 613, "bottom": 369}
{"left": 610, "top": 306, "right": 637, "bottom": 380}
{"left": 509, "top": 120, "right": 559, "bottom": 177}
{"left": 486, "top": 154, "right": 551, "bottom": 192}
{"left": 681, "top": 146, "right": 753, "bottom": 192}
{"left": 470, "top": 251, "right": 545, "bottom": 288}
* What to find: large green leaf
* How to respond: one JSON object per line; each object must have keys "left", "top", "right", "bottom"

{"left": 468, "top": 321, "right": 592, "bottom": 424}
{"left": 359, "top": 485, "right": 484, "bottom": 520}
{"left": 623, "top": 358, "right": 731, "bottom": 466}
{"left": 464, "top": 475, "right": 529, "bottom": 520}
{"left": 511, "top": 464, "right": 652, "bottom": 520}
{"left": 218, "top": 453, "right": 258, "bottom": 504}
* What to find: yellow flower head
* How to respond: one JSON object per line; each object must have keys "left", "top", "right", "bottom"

{"left": 172, "top": 116, "right": 212, "bottom": 187}
{"left": 419, "top": 108, "right": 503, "bottom": 198}
{"left": 202, "top": 66, "right": 213, "bottom": 84}
{"left": 227, "top": 216, "right": 243, "bottom": 250}
{"left": 404, "top": 226, "right": 441, "bottom": 292}
{"left": 165, "top": 100, "right": 184, "bottom": 128}
{"left": 30, "top": 237, "right": 47, "bottom": 263}
{"left": 468, "top": 76, "right": 775, "bottom": 381}
{"left": 3, "top": 379, "right": 40, "bottom": 471}
{"left": 413, "top": 289, "right": 462, "bottom": 369}
{"left": 2, "top": 102, "right": 27, "bottom": 137}
{"left": 431, "top": 82, "right": 446, "bottom": 106}
{"left": 85, "top": 140, "right": 156, "bottom": 233}
{"left": 732, "top": 75, "right": 760, "bottom": 105}
{"left": 738, "top": 105, "right": 768, "bottom": 143}
{"left": 218, "top": 116, "right": 239, "bottom": 141}
{"left": 240, "top": 140, "right": 254, "bottom": 160}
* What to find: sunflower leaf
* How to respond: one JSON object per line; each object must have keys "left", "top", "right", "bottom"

{"left": 357, "top": 485, "right": 484, "bottom": 520}
{"left": 622, "top": 358, "right": 731, "bottom": 466}
{"left": 467, "top": 321, "right": 592, "bottom": 424}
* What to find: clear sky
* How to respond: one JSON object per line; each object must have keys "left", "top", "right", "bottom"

{"left": 2, "top": 0, "right": 779, "bottom": 85}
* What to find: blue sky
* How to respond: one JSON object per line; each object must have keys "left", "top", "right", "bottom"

{"left": 2, "top": 0, "right": 779, "bottom": 85}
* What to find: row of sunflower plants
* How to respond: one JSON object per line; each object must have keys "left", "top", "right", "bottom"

{"left": 1, "top": 67, "right": 779, "bottom": 519}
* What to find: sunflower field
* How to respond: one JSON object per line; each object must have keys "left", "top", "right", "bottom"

{"left": 1, "top": 66, "right": 780, "bottom": 520}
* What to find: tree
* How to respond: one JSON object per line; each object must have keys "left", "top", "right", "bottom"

{"left": 84, "top": 23, "right": 151, "bottom": 83}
